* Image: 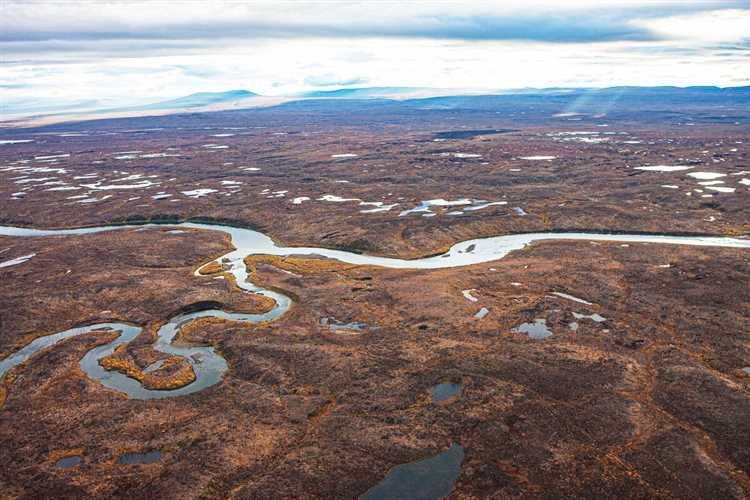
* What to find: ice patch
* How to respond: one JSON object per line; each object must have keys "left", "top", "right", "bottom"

{"left": 399, "top": 199, "right": 472, "bottom": 217}
{"left": 462, "top": 289, "right": 478, "bottom": 302}
{"left": 572, "top": 312, "right": 607, "bottom": 322}
{"left": 474, "top": 307, "right": 489, "bottom": 319}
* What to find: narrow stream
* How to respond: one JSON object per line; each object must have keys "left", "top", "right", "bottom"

{"left": 1, "top": 221, "right": 748, "bottom": 400}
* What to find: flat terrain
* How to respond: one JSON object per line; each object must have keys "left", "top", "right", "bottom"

{"left": 0, "top": 93, "right": 749, "bottom": 498}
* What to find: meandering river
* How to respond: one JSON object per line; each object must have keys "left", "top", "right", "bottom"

{"left": 1, "top": 221, "right": 748, "bottom": 399}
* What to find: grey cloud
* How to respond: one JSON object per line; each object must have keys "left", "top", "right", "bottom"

{"left": 0, "top": 17, "right": 656, "bottom": 44}
{"left": 2, "top": 3, "right": 747, "bottom": 47}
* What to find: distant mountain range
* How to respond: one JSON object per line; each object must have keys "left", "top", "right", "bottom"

{"left": 3, "top": 85, "right": 748, "bottom": 128}
{"left": 299, "top": 85, "right": 750, "bottom": 99}
{"left": 298, "top": 87, "right": 444, "bottom": 99}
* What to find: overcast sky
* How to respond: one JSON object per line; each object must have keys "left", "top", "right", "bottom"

{"left": 2, "top": 1, "right": 749, "bottom": 109}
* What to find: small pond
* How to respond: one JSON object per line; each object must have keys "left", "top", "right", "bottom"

{"left": 431, "top": 383, "right": 462, "bottom": 403}
{"left": 117, "top": 451, "right": 162, "bottom": 465}
{"left": 361, "top": 443, "right": 464, "bottom": 500}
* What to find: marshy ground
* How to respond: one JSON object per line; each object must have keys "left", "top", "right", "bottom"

{"left": 0, "top": 98, "right": 748, "bottom": 498}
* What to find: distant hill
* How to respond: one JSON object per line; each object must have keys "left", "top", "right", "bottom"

{"left": 138, "top": 90, "right": 260, "bottom": 110}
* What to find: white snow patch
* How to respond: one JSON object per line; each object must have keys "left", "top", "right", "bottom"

{"left": 318, "top": 194, "right": 360, "bottom": 202}
{"left": 34, "top": 154, "right": 69, "bottom": 160}
{"left": 81, "top": 180, "right": 158, "bottom": 190}
{"left": 182, "top": 189, "right": 218, "bottom": 198}
{"left": 0, "top": 253, "right": 36, "bottom": 268}
{"left": 360, "top": 203, "right": 399, "bottom": 213}
{"left": 0, "top": 140, "right": 33, "bottom": 145}
{"left": 687, "top": 172, "right": 727, "bottom": 180}
{"left": 463, "top": 201, "right": 508, "bottom": 211}
{"left": 77, "top": 195, "right": 112, "bottom": 204}
{"left": 552, "top": 292, "right": 594, "bottom": 305}
{"left": 705, "top": 186, "right": 736, "bottom": 193}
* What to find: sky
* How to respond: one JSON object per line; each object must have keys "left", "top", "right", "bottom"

{"left": 2, "top": 0, "right": 750, "bottom": 110}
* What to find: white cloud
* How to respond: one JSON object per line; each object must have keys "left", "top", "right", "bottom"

{"left": 635, "top": 9, "right": 750, "bottom": 42}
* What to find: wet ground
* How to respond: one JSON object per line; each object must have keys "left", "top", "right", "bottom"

{"left": 0, "top": 224, "right": 748, "bottom": 498}
{"left": 0, "top": 101, "right": 748, "bottom": 498}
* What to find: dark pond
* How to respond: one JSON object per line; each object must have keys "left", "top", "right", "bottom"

{"left": 431, "top": 383, "right": 462, "bottom": 403}
{"left": 117, "top": 451, "right": 162, "bottom": 465}
{"left": 361, "top": 443, "right": 464, "bottom": 500}
{"left": 56, "top": 456, "right": 82, "bottom": 468}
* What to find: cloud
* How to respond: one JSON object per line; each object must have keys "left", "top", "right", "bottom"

{"left": 634, "top": 9, "right": 750, "bottom": 43}
{"left": 304, "top": 74, "right": 367, "bottom": 87}
{"left": 1, "top": 1, "right": 748, "bottom": 109}
{"left": 2, "top": 1, "right": 747, "bottom": 46}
